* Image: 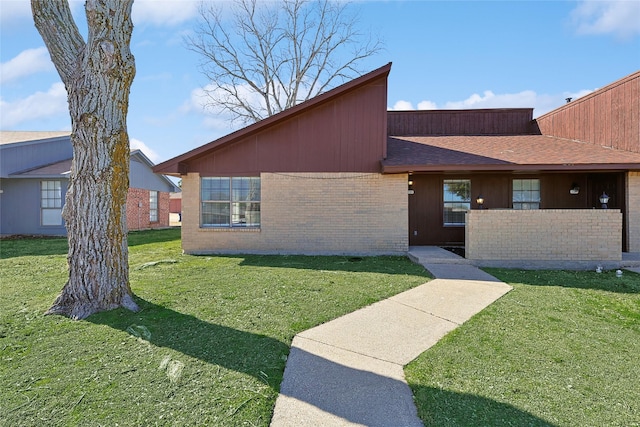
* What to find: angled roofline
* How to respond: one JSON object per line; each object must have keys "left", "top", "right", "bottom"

{"left": 382, "top": 163, "right": 640, "bottom": 174}
{"left": 153, "top": 63, "right": 393, "bottom": 175}
{"left": 130, "top": 149, "right": 181, "bottom": 192}
{"left": 536, "top": 70, "right": 640, "bottom": 121}
{"left": 0, "top": 131, "right": 71, "bottom": 146}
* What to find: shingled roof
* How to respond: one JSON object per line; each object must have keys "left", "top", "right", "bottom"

{"left": 382, "top": 134, "right": 640, "bottom": 173}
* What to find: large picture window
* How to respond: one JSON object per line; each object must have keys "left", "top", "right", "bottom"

{"left": 41, "top": 180, "right": 62, "bottom": 226}
{"left": 201, "top": 177, "right": 260, "bottom": 227}
{"left": 513, "top": 179, "right": 540, "bottom": 210}
{"left": 443, "top": 179, "right": 470, "bottom": 226}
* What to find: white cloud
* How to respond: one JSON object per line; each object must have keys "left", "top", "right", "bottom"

{"left": 389, "top": 100, "right": 414, "bottom": 110}
{"left": 181, "top": 83, "right": 260, "bottom": 131}
{"left": 0, "top": 0, "right": 32, "bottom": 27}
{"left": 571, "top": 0, "right": 640, "bottom": 40}
{"left": 389, "top": 88, "right": 597, "bottom": 118}
{"left": 443, "top": 90, "right": 538, "bottom": 110}
{"left": 0, "top": 82, "right": 68, "bottom": 128}
{"left": 0, "top": 47, "right": 54, "bottom": 84}
{"left": 132, "top": 0, "right": 200, "bottom": 26}
{"left": 417, "top": 100, "right": 437, "bottom": 110}
{"left": 130, "top": 138, "right": 160, "bottom": 163}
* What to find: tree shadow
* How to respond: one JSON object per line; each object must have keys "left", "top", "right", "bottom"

{"left": 276, "top": 346, "right": 556, "bottom": 427}
{"left": 87, "top": 297, "right": 290, "bottom": 391}
{"left": 215, "top": 254, "right": 431, "bottom": 277}
{"left": 0, "top": 236, "right": 68, "bottom": 259}
{"left": 127, "top": 227, "right": 181, "bottom": 247}
{"left": 0, "top": 228, "right": 181, "bottom": 259}
{"left": 484, "top": 268, "right": 640, "bottom": 294}
{"left": 410, "top": 385, "right": 557, "bottom": 426}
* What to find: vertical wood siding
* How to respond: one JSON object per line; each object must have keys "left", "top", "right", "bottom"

{"left": 387, "top": 109, "right": 535, "bottom": 136}
{"left": 188, "top": 78, "right": 388, "bottom": 175}
{"left": 536, "top": 71, "right": 640, "bottom": 153}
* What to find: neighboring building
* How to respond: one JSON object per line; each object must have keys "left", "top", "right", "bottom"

{"left": 154, "top": 64, "right": 640, "bottom": 261}
{"left": 0, "top": 132, "right": 180, "bottom": 236}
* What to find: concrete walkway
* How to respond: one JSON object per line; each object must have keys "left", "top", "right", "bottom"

{"left": 270, "top": 247, "right": 512, "bottom": 426}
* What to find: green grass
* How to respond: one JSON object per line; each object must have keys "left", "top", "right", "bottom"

{"left": 0, "top": 228, "right": 430, "bottom": 426}
{"left": 405, "top": 268, "right": 640, "bottom": 427}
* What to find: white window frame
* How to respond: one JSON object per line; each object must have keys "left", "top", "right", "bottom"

{"left": 201, "top": 177, "right": 261, "bottom": 228}
{"left": 149, "top": 191, "right": 158, "bottom": 222}
{"left": 41, "top": 180, "right": 63, "bottom": 226}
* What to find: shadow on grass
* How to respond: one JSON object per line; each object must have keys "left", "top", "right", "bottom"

{"left": 0, "top": 228, "right": 181, "bottom": 259}
{"left": 226, "top": 254, "right": 431, "bottom": 276}
{"left": 484, "top": 268, "right": 640, "bottom": 294}
{"left": 87, "top": 297, "right": 289, "bottom": 391}
{"left": 411, "top": 386, "right": 557, "bottom": 427}
{"left": 127, "top": 227, "right": 181, "bottom": 247}
{"left": 0, "top": 236, "right": 68, "bottom": 259}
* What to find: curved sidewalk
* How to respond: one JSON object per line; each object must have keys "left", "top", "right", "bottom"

{"left": 270, "top": 248, "right": 512, "bottom": 426}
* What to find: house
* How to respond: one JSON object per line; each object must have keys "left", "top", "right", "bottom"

{"left": 0, "top": 131, "right": 180, "bottom": 236}
{"left": 153, "top": 64, "right": 640, "bottom": 261}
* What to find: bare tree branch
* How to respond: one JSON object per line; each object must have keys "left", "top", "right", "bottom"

{"left": 31, "top": 0, "right": 85, "bottom": 83}
{"left": 185, "top": 0, "right": 382, "bottom": 125}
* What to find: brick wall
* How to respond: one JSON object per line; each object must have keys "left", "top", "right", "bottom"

{"left": 628, "top": 172, "right": 640, "bottom": 252}
{"left": 466, "top": 209, "right": 622, "bottom": 261}
{"left": 181, "top": 172, "right": 408, "bottom": 255}
{"left": 126, "top": 187, "right": 170, "bottom": 231}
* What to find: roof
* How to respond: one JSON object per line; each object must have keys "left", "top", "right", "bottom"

{"left": 382, "top": 135, "right": 640, "bottom": 173}
{"left": 9, "top": 158, "right": 72, "bottom": 178}
{"left": 153, "top": 63, "right": 393, "bottom": 175}
{"left": 0, "top": 131, "right": 70, "bottom": 146}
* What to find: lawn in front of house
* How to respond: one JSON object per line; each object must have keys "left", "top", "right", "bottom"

{"left": 405, "top": 268, "right": 640, "bottom": 427}
{"left": 0, "top": 228, "right": 431, "bottom": 426}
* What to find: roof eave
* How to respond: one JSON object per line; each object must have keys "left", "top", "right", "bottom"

{"left": 381, "top": 162, "right": 640, "bottom": 174}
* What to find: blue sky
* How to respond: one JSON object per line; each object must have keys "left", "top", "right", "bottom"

{"left": 1, "top": 0, "right": 639, "bottom": 164}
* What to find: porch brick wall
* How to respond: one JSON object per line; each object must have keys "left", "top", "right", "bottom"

{"left": 181, "top": 172, "right": 408, "bottom": 255}
{"left": 466, "top": 209, "right": 622, "bottom": 261}
{"left": 628, "top": 172, "right": 640, "bottom": 252}
{"left": 126, "top": 188, "right": 170, "bottom": 231}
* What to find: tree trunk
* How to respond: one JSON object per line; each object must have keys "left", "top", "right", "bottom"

{"left": 32, "top": 0, "right": 139, "bottom": 319}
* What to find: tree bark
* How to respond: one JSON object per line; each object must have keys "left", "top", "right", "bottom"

{"left": 32, "top": 0, "right": 139, "bottom": 319}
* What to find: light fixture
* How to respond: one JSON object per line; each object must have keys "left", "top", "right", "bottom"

{"left": 570, "top": 183, "right": 580, "bottom": 195}
{"left": 408, "top": 177, "right": 414, "bottom": 195}
{"left": 599, "top": 192, "right": 609, "bottom": 209}
{"left": 476, "top": 195, "right": 484, "bottom": 209}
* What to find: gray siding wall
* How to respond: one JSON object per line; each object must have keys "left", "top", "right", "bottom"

{"left": 129, "top": 158, "right": 175, "bottom": 192}
{"left": 0, "top": 138, "right": 73, "bottom": 177}
{"left": 0, "top": 178, "right": 68, "bottom": 236}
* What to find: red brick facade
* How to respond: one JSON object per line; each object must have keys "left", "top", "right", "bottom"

{"left": 126, "top": 187, "right": 171, "bottom": 231}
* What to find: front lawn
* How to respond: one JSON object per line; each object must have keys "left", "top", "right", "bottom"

{"left": 0, "top": 228, "right": 430, "bottom": 426}
{"left": 405, "top": 268, "right": 640, "bottom": 426}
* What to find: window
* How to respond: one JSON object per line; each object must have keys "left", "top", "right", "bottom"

{"left": 149, "top": 191, "right": 158, "bottom": 222}
{"left": 513, "top": 179, "right": 540, "bottom": 209}
{"left": 201, "top": 177, "right": 260, "bottom": 227}
{"left": 443, "top": 179, "right": 470, "bottom": 226}
{"left": 41, "top": 180, "right": 62, "bottom": 226}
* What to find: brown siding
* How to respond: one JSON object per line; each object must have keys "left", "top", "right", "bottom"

{"left": 409, "top": 172, "right": 626, "bottom": 247}
{"left": 388, "top": 109, "right": 535, "bottom": 136}
{"left": 186, "top": 77, "right": 388, "bottom": 176}
{"left": 536, "top": 71, "right": 640, "bottom": 153}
